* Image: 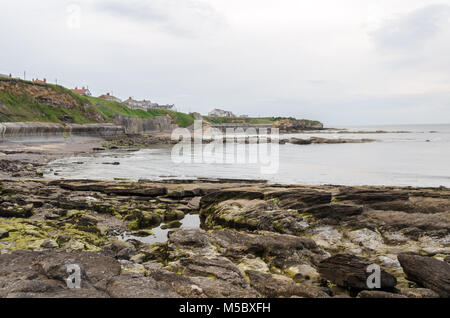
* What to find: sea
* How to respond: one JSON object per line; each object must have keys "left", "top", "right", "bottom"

{"left": 43, "top": 124, "right": 450, "bottom": 188}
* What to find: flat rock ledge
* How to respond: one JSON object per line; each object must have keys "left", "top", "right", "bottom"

{"left": 0, "top": 179, "right": 449, "bottom": 298}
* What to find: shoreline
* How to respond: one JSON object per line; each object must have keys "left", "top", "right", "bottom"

{"left": 0, "top": 137, "right": 449, "bottom": 298}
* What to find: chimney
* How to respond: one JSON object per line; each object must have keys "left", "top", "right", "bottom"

{"left": 107, "top": 93, "right": 110, "bottom": 96}
{"left": 9, "top": 73, "right": 11, "bottom": 78}
{"left": 82, "top": 86, "right": 85, "bottom": 90}
{"left": 44, "top": 78, "right": 46, "bottom": 83}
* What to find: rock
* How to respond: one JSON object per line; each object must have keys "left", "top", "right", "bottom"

{"left": 302, "top": 204, "right": 363, "bottom": 219}
{"left": 161, "top": 220, "right": 182, "bottom": 229}
{"left": 65, "top": 239, "right": 85, "bottom": 251}
{"left": 357, "top": 291, "right": 407, "bottom": 298}
{"left": 129, "top": 253, "right": 146, "bottom": 264}
{"left": 266, "top": 188, "right": 332, "bottom": 210}
{"left": 200, "top": 188, "right": 265, "bottom": 208}
{"left": 102, "top": 240, "right": 136, "bottom": 260}
{"left": 0, "top": 203, "right": 34, "bottom": 218}
{"left": 106, "top": 274, "right": 180, "bottom": 298}
{"left": 149, "top": 269, "right": 259, "bottom": 298}
{"left": 398, "top": 288, "right": 440, "bottom": 298}
{"left": 285, "top": 264, "right": 321, "bottom": 284}
{"left": 168, "top": 229, "right": 210, "bottom": 248}
{"left": 210, "top": 229, "right": 325, "bottom": 271}
{"left": 318, "top": 254, "right": 397, "bottom": 290}
{"left": 397, "top": 254, "right": 450, "bottom": 297}
{"left": 445, "top": 256, "right": 450, "bottom": 264}
{"left": 289, "top": 137, "right": 374, "bottom": 145}
{"left": 0, "top": 229, "right": 9, "bottom": 239}
{"left": 179, "top": 256, "right": 249, "bottom": 287}
{"left": 289, "top": 138, "right": 313, "bottom": 145}
{"left": 377, "top": 256, "right": 401, "bottom": 268}
{"left": 201, "top": 199, "right": 307, "bottom": 234}
{"left": 0, "top": 250, "right": 121, "bottom": 297}
{"left": 40, "top": 239, "right": 59, "bottom": 249}
{"left": 237, "top": 257, "right": 270, "bottom": 273}
{"left": 245, "top": 270, "right": 329, "bottom": 298}
{"left": 347, "top": 229, "right": 384, "bottom": 250}
{"left": 336, "top": 188, "right": 409, "bottom": 203}
{"left": 187, "top": 197, "right": 201, "bottom": 210}
{"left": 366, "top": 210, "right": 450, "bottom": 237}
{"left": 118, "top": 260, "right": 146, "bottom": 275}
{"left": 31, "top": 250, "right": 121, "bottom": 285}
{"left": 163, "top": 209, "right": 185, "bottom": 221}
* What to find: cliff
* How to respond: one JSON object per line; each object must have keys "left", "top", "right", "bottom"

{"left": 0, "top": 78, "right": 194, "bottom": 128}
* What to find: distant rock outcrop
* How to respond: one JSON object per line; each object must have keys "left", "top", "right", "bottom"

{"left": 273, "top": 118, "right": 324, "bottom": 132}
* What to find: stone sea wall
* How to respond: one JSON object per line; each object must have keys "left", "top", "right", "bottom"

{"left": 0, "top": 114, "right": 180, "bottom": 138}
{"left": 0, "top": 122, "right": 125, "bottom": 138}
{"left": 114, "top": 115, "right": 178, "bottom": 134}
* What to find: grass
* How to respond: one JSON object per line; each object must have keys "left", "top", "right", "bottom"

{"left": 0, "top": 78, "right": 319, "bottom": 129}
{"left": 0, "top": 78, "right": 195, "bottom": 127}
{"left": 0, "top": 90, "right": 96, "bottom": 124}
{"left": 203, "top": 116, "right": 322, "bottom": 127}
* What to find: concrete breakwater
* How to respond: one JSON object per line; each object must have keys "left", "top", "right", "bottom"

{"left": 0, "top": 122, "right": 125, "bottom": 138}
{"left": 0, "top": 115, "right": 179, "bottom": 138}
{"left": 114, "top": 115, "right": 177, "bottom": 134}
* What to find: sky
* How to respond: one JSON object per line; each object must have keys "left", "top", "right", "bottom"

{"left": 1, "top": 0, "right": 450, "bottom": 125}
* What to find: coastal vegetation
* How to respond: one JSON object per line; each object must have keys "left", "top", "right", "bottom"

{"left": 0, "top": 77, "right": 322, "bottom": 130}
{"left": 0, "top": 78, "right": 196, "bottom": 127}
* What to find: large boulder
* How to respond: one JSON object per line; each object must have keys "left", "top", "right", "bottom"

{"left": 201, "top": 199, "right": 307, "bottom": 234}
{"left": 318, "top": 254, "right": 397, "bottom": 290}
{"left": 106, "top": 274, "right": 180, "bottom": 298}
{"left": 148, "top": 269, "right": 259, "bottom": 298}
{"left": 0, "top": 250, "right": 121, "bottom": 298}
{"left": 245, "top": 270, "right": 329, "bottom": 298}
{"left": 398, "top": 254, "right": 450, "bottom": 298}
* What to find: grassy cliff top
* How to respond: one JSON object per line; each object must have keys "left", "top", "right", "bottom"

{"left": 0, "top": 78, "right": 195, "bottom": 127}
{"left": 203, "top": 116, "right": 323, "bottom": 128}
{"left": 0, "top": 77, "right": 322, "bottom": 129}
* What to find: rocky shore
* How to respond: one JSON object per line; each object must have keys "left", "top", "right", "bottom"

{"left": 0, "top": 176, "right": 449, "bottom": 298}
{"left": 101, "top": 134, "right": 375, "bottom": 150}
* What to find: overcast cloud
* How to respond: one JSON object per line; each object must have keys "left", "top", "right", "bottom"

{"left": 1, "top": 0, "right": 450, "bottom": 125}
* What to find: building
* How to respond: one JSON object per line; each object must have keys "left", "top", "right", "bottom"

{"left": 208, "top": 108, "right": 236, "bottom": 118}
{"left": 152, "top": 104, "right": 175, "bottom": 111}
{"left": 32, "top": 78, "right": 47, "bottom": 83}
{"left": 123, "top": 97, "right": 175, "bottom": 111}
{"left": 98, "top": 93, "right": 122, "bottom": 103}
{"left": 123, "top": 97, "right": 150, "bottom": 110}
{"left": 71, "top": 86, "right": 92, "bottom": 96}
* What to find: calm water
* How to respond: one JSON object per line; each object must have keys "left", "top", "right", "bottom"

{"left": 45, "top": 124, "right": 450, "bottom": 188}
{"left": 119, "top": 214, "right": 201, "bottom": 244}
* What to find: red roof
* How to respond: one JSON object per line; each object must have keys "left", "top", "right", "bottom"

{"left": 71, "top": 87, "right": 89, "bottom": 95}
